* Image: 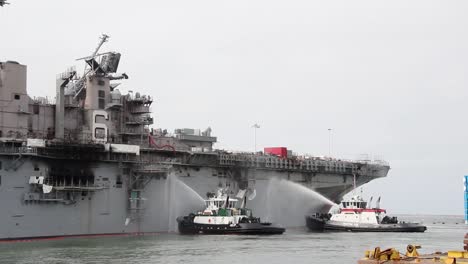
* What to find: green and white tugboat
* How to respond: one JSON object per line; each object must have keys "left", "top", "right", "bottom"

{"left": 177, "top": 189, "right": 285, "bottom": 235}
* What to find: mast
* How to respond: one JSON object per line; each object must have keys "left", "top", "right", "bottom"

{"left": 352, "top": 173, "right": 357, "bottom": 196}
{"left": 72, "top": 34, "right": 111, "bottom": 98}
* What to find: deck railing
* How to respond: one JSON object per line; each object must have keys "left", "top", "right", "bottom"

{"left": 217, "top": 152, "right": 389, "bottom": 175}
{"left": 0, "top": 144, "right": 388, "bottom": 176}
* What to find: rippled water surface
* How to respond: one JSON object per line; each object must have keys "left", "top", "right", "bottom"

{"left": 0, "top": 215, "right": 466, "bottom": 264}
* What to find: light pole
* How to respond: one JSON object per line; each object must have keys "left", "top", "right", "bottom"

{"left": 252, "top": 123, "right": 260, "bottom": 153}
{"left": 328, "top": 128, "right": 332, "bottom": 157}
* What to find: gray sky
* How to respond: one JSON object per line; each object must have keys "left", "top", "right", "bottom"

{"left": 2, "top": 0, "right": 467, "bottom": 215}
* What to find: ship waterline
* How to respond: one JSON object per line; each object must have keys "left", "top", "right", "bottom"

{"left": 0, "top": 35, "right": 389, "bottom": 240}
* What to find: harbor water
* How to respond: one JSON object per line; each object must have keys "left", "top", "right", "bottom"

{"left": 0, "top": 215, "right": 466, "bottom": 264}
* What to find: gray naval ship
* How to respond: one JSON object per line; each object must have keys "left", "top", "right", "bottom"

{"left": 0, "top": 35, "right": 389, "bottom": 240}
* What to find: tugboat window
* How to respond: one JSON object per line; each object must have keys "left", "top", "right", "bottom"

{"left": 14, "top": 94, "right": 20, "bottom": 100}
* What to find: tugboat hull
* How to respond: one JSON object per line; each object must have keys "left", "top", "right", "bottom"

{"left": 305, "top": 215, "right": 326, "bottom": 231}
{"left": 306, "top": 216, "right": 427, "bottom": 232}
{"left": 177, "top": 216, "right": 285, "bottom": 235}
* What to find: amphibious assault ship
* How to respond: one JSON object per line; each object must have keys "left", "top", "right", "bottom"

{"left": 0, "top": 35, "right": 389, "bottom": 240}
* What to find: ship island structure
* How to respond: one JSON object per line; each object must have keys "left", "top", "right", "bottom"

{"left": 0, "top": 35, "right": 390, "bottom": 240}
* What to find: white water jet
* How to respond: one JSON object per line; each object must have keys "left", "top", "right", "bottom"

{"left": 165, "top": 174, "right": 205, "bottom": 232}
{"left": 264, "top": 178, "right": 337, "bottom": 227}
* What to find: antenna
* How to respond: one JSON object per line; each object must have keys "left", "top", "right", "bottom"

{"left": 92, "top": 34, "right": 110, "bottom": 58}
{"left": 76, "top": 34, "right": 110, "bottom": 62}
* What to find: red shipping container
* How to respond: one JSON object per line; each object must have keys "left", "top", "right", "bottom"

{"left": 264, "top": 147, "right": 288, "bottom": 158}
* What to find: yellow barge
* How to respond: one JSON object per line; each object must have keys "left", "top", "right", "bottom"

{"left": 358, "top": 234, "right": 468, "bottom": 264}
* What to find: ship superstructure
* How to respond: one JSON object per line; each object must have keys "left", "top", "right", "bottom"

{"left": 0, "top": 35, "right": 389, "bottom": 240}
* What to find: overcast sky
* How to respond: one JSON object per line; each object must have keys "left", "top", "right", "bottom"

{"left": 1, "top": 0, "right": 467, "bottom": 215}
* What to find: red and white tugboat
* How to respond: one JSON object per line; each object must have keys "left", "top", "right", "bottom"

{"left": 177, "top": 189, "right": 285, "bottom": 235}
{"left": 306, "top": 195, "right": 427, "bottom": 232}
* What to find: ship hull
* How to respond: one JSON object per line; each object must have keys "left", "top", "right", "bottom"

{"left": 0, "top": 154, "right": 388, "bottom": 240}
